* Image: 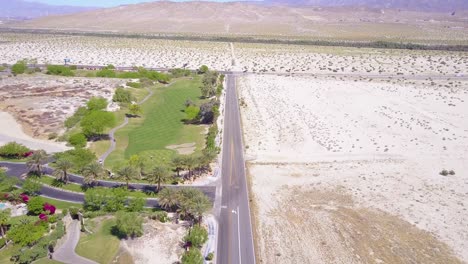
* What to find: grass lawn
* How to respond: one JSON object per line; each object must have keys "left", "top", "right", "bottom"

{"left": 0, "top": 244, "right": 20, "bottom": 263}
{"left": 34, "top": 258, "right": 64, "bottom": 264}
{"left": 33, "top": 175, "right": 158, "bottom": 198}
{"left": 105, "top": 77, "right": 206, "bottom": 168}
{"left": 75, "top": 218, "right": 120, "bottom": 264}
{"left": 41, "top": 196, "right": 81, "bottom": 210}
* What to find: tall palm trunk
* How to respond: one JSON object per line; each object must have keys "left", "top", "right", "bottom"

{"left": 0, "top": 225, "right": 4, "bottom": 238}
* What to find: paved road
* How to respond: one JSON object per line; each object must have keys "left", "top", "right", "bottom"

{"left": 53, "top": 220, "right": 98, "bottom": 264}
{"left": 0, "top": 162, "right": 216, "bottom": 206}
{"left": 216, "top": 75, "right": 256, "bottom": 264}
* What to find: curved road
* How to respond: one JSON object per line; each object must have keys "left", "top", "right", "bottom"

{"left": 53, "top": 220, "right": 98, "bottom": 264}
{"left": 0, "top": 162, "right": 216, "bottom": 206}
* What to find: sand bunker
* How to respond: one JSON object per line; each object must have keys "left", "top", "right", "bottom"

{"left": 166, "top": 143, "right": 196, "bottom": 155}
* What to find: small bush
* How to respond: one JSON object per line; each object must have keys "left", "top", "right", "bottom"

{"left": 61, "top": 208, "right": 68, "bottom": 217}
{"left": 46, "top": 65, "right": 74, "bottom": 76}
{"left": 0, "top": 142, "right": 30, "bottom": 158}
{"left": 449, "top": 170, "right": 456, "bottom": 175}
{"left": 68, "top": 133, "right": 87, "bottom": 148}
{"left": 126, "top": 82, "right": 141, "bottom": 88}
{"left": 440, "top": 169, "right": 449, "bottom": 176}
{"left": 127, "top": 197, "right": 145, "bottom": 212}
{"left": 69, "top": 207, "right": 80, "bottom": 219}
{"left": 48, "top": 132, "right": 58, "bottom": 140}
{"left": 12, "top": 60, "right": 27, "bottom": 75}
{"left": 182, "top": 248, "right": 203, "bottom": 264}
{"left": 83, "top": 210, "right": 107, "bottom": 218}
{"left": 0, "top": 237, "right": 6, "bottom": 248}
{"left": 184, "top": 226, "right": 208, "bottom": 248}
{"left": 205, "top": 252, "right": 214, "bottom": 261}
{"left": 149, "top": 211, "right": 168, "bottom": 222}
{"left": 27, "top": 196, "right": 45, "bottom": 215}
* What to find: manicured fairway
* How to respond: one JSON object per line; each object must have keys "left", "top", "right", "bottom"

{"left": 106, "top": 77, "right": 206, "bottom": 168}
{"left": 76, "top": 218, "right": 120, "bottom": 264}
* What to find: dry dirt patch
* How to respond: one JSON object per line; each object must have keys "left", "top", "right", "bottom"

{"left": 122, "top": 220, "right": 186, "bottom": 264}
{"left": 259, "top": 186, "right": 461, "bottom": 264}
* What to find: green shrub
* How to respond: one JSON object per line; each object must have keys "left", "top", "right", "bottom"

{"left": 46, "top": 65, "right": 74, "bottom": 76}
{"left": 149, "top": 211, "right": 168, "bottom": 223}
{"left": 61, "top": 208, "right": 68, "bottom": 217}
{"left": 205, "top": 252, "right": 214, "bottom": 261}
{"left": 0, "top": 142, "right": 30, "bottom": 158}
{"left": 0, "top": 237, "right": 6, "bottom": 248}
{"left": 7, "top": 220, "right": 48, "bottom": 246}
{"left": 182, "top": 248, "right": 203, "bottom": 264}
{"left": 27, "top": 196, "right": 45, "bottom": 215}
{"left": 22, "top": 178, "right": 42, "bottom": 195}
{"left": 113, "top": 87, "right": 133, "bottom": 104}
{"left": 64, "top": 106, "right": 88, "bottom": 129}
{"left": 68, "top": 133, "right": 87, "bottom": 148}
{"left": 115, "top": 211, "right": 143, "bottom": 238}
{"left": 86, "top": 97, "right": 108, "bottom": 111}
{"left": 54, "top": 148, "right": 96, "bottom": 172}
{"left": 184, "top": 226, "right": 208, "bottom": 248}
{"left": 69, "top": 207, "right": 80, "bottom": 219}
{"left": 96, "top": 68, "right": 116, "bottom": 78}
{"left": 11, "top": 60, "right": 27, "bottom": 75}
{"left": 48, "top": 215, "right": 58, "bottom": 223}
{"left": 127, "top": 197, "right": 145, "bottom": 212}
{"left": 185, "top": 106, "right": 200, "bottom": 121}
{"left": 170, "top": 68, "right": 192, "bottom": 77}
{"left": 126, "top": 82, "right": 141, "bottom": 88}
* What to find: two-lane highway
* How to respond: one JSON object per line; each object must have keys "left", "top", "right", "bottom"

{"left": 217, "top": 74, "right": 256, "bottom": 264}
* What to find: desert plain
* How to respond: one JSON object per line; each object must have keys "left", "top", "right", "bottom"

{"left": 239, "top": 73, "right": 468, "bottom": 263}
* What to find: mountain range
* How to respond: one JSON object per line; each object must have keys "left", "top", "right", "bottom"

{"left": 0, "top": 0, "right": 96, "bottom": 19}
{"left": 266, "top": 0, "right": 468, "bottom": 12}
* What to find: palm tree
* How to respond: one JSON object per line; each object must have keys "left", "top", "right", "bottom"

{"left": 158, "top": 188, "right": 178, "bottom": 211}
{"left": 116, "top": 166, "right": 138, "bottom": 189}
{"left": 53, "top": 159, "right": 74, "bottom": 183}
{"left": 147, "top": 166, "right": 171, "bottom": 191}
{"left": 0, "top": 209, "right": 11, "bottom": 238}
{"left": 82, "top": 162, "right": 105, "bottom": 186}
{"left": 171, "top": 155, "right": 185, "bottom": 177}
{"left": 26, "top": 150, "right": 48, "bottom": 176}
{"left": 183, "top": 155, "right": 198, "bottom": 181}
{"left": 192, "top": 194, "right": 211, "bottom": 226}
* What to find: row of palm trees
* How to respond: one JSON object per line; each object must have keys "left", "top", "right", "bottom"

{"left": 158, "top": 187, "right": 212, "bottom": 226}
{"left": 24, "top": 148, "right": 218, "bottom": 190}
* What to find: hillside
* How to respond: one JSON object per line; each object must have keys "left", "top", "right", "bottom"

{"left": 0, "top": 0, "right": 96, "bottom": 19}
{"left": 9, "top": 1, "right": 468, "bottom": 43}
{"left": 267, "top": 0, "right": 468, "bottom": 12}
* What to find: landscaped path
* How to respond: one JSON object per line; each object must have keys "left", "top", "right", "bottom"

{"left": 53, "top": 220, "right": 97, "bottom": 264}
{"left": 99, "top": 87, "right": 156, "bottom": 164}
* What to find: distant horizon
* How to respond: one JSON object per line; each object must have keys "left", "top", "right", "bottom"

{"left": 25, "top": 0, "right": 261, "bottom": 8}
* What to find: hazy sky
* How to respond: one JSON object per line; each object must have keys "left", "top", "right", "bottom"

{"left": 27, "top": 0, "right": 255, "bottom": 7}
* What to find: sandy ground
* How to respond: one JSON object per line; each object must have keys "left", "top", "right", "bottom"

{"left": 239, "top": 74, "right": 468, "bottom": 263}
{"left": 122, "top": 220, "right": 186, "bottom": 264}
{"left": 0, "top": 74, "right": 125, "bottom": 140}
{"left": 1, "top": 33, "right": 466, "bottom": 76}
{"left": 0, "top": 111, "right": 69, "bottom": 153}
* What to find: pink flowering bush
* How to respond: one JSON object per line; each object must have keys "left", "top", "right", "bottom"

{"left": 43, "top": 203, "right": 56, "bottom": 215}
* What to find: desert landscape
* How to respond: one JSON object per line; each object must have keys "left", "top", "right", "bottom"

{"left": 239, "top": 73, "right": 468, "bottom": 263}
{"left": 0, "top": 74, "right": 125, "bottom": 140}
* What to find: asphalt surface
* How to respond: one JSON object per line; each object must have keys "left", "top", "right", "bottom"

{"left": 217, "top": 74, "right": 256, "bottom": 264}
{"left": 0, "top": 162, "right": 216, "bottom": 207}
{"left": 53, "top": 220, "right": 98, "bottom": 264}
